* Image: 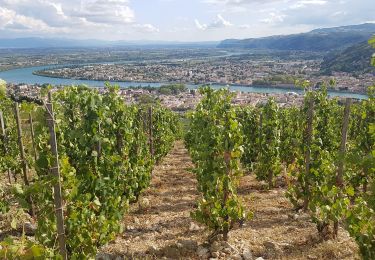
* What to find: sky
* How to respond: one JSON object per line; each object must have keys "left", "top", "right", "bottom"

{"left": 0, "top": 0, "right": 374, "bottom": 42}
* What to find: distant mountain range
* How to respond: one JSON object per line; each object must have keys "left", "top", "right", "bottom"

{"left": 1, "top": 23, "right": 374, "bottom": 53}
{"left": 218, "top": 23, "right": 375, "bottom": 51}
{"left": 0, "top": 38, "right": 218, "bottom": 49}
{"left": 320, "top": 41, "right": 375, "bottom": 75}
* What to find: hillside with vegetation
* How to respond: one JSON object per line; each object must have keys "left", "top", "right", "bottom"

{"left": 321, "top": 41, "right": 375, "bottom": 75}
{"left": 218, "top": 23, "right": 375, "bottom": 51}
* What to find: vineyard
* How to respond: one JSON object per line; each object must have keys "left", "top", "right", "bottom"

{"left": 0, "top": 85, "right": 181, "bottom": 259}
{"left": 0, "top": 81, "right": 374, "bottom": 259}
{"left": 185, "top": 85, "right": 374, "bottom": 259}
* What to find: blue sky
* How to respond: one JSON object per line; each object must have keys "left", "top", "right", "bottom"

{"left": 0, "top": 0, "right": 374, "bottom": 41}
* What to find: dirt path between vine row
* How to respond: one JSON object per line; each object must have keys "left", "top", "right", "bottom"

{"left": 99, "top": 141, "right": 359, "bottom": 260}
{"left": 99, "top": 140, "right": 206, "bottom": 259}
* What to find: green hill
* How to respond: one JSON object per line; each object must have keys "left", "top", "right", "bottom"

{"left": 218, "top": 23, "right": 375, "bottom": 52}
{"left": 320, "top": 41, "right": 375, "bottom": 75}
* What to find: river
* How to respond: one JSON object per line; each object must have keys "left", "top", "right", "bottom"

{"left": 0, "top": 64, "right": 368, "bottom": 99}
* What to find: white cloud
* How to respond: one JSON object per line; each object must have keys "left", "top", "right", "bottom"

{"left": 0, "top": 7, "right": 14, "bottom": 28}
{"left": 261, "top": 12, "right": 287, "bottom": 24}
{"left": 238, "top": 24, "right": 251, "bottom": 29}
{"left": 0, "top": 0, "right": 79, "bottom": 28}
{"left": 195, "top": 19, "right": 206, "bottom": 30}
{"left": 1, "top": 0, "right": 375, "bottom": 41}
{"left": 0, "top": 6, "right": 63, "bottom": 33}
{"left": 195, "top": 14, "right": 232, "bottom": 30}
{"left": 203, "top": 0, "right": 282, "bottom": 4}
{"left": 0, "top": 0, "right": 159, "bottom": 38}
{"left": 133, "top": 23, "right": 160, "bottom": 33}
{"left": 70, "top": 0, "right": 135, "bottom": 24}
{"left": 0, "top": 0, "right": 135, "bottom": 28}
{"left": 331, "top": 11, "right": 347, "bottom": 17}
{"left": 279, "top": 0, "right": 375, "bottom": 27}
{"left": 290, "top": 0, "right": 327, "bottom": 9}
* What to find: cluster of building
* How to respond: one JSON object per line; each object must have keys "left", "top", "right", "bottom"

{"left": 118, "top": 88, "right": 201, "bottom": 110}
{"left": 34, "top": 58, "right": 373, "bottom": 94}
{"left": 5, "top": 83, "right": 307, "bottom": 112}
{"left": 34, "top": 59, "right": 317, "bottom": 86}
{"left": 6, "top": 83, "right": 42, "bottom": 100}
{"left": 328, "top": 72, "right": 374, "bottom": 93}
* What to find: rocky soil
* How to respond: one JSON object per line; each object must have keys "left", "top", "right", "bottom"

{"left": 98, "top": 141, "right": 359, "bottom": 260}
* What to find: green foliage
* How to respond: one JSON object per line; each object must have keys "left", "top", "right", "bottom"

{"left": 325, "top": 41, "right": 375, "bottom": 255}
{"left": 150, "top": 106, "right": 181, "bottom": 162}
{"left": 0, "top": 235, "right": 59, "bottom": 260}
{"left": 281, "top": 83, "right": 374, "bottom": 257}
{"left": 1, "top": 78, "right": 373, "bottom": 257}
{"left": 158, "top": 84, "right": 187, "bottom": 95}
{"left": 0, "top": 85, "right": 181, "bottom": 258}
{"left": 39, "top": 84, "right": 52, "bottom": 98}
{"left": 0, "top": 78, "right": 6, "bottom": 98}
{"left": 347, "top": 96, "right": 374, "bottom": 192}
{"left": 138, "top": 94, "right": 158, "bottom": 104}
{"left": 252, "top": 74, "right": 297, "bottom": 86}
{"left": 286, "top": 87, "right": 350, "bottom": 234}
{"left": 54, "top": 87, "right": 169, "bottom": 257}
{"left": 0, "top": 187, "right": 10, "bottom": 214}
{"left": 295, "top": 79, "right": 312, "bottom": 91}
{"left": 218, "top": 25, "right": 375, "bottom": 51}
{"left": 321, "top": 41, "right": 375, "bottom": 75}
{"left": 345, "top": 86, "right": 375, "bottom": 259}
{"left": 369, "top": 36, "right": 375, "bottom": 67}
{"left": 0, "top": 96, "right": 22, "bottom": 185}
{"left": 346, "top": 193, "right": 375, "bottom": 260}
{"left": 186, "top": 87, "right": 249, "bottom": 239}
{"left": 255, "top": 99, "right": 282, "bottom": 187}
{"left": 369, "top": 36, "right": 375, "bottom": 47}
{"left": 236, "top": 106, "right": 259, "bottom": 171}
{"left": 30, "top": 86, "right": 135, "bottom": 257}
{"left": 279, "top": 106, "right": 302, "bottom": 165}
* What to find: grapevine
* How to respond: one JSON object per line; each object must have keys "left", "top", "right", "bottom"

{"left": 255, "top": 98, "right": 282, "bottom": 188}
{"left": 0, "top": 84, "right": 180, "bottom": 258}
{"left": 186, "top": 87, "right": 249, "bottom": 241}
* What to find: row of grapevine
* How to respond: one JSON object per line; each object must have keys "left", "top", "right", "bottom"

{"left": 345, "top": 87, "right": 374, "bottom": 258}
{"left": 186, "top": 85, "right": 373, "bottom": 258}
{"left": 185, "top": 87, "right": 249, "bottom": 241}
{"left": 239, "top": 86, "right": 374, "bottom": 258}
{"left": 0, "top": 85, "right": 181, "bottom": 258}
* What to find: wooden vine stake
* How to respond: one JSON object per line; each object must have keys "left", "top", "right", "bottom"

{"left": 258, "top": 112, "right": 263, "bottom": 155}
{"left": 14, "top": 103, "right": 29, "bottom": 186}
{"left": 333, "top": 98, "right": 351, "bottom": 238}
{"left": 142, "top": 109, "right": 147, "bottom": 134}
{"left": 0, "top": 110, "right": 12, "bottom": 183}
{"left": 46, "top": 92, "right": 68, "bottom": 260}
{"left": 222, "top": 115, "right": 231, "bottom": 241}
{"left": 148, "top": 106, "right": 154, "bottom": 159}
{"left": 303, "top": 97, "right": 314, "bottom": 211}
{"left": 14, "top": 103, "right": 35, "bottom": 217}
{"left": 29, "top": 113, "right": 38, "bottom": 161}
{"left": 97, "top": 122, "right": 102, "bottom": 158}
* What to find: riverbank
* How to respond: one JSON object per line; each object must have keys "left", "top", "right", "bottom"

{"left": 32, "top": 70, "right": 368, "bottom": 96}
{"left": 0, "top": 64, "right": 368, "bottom": 99}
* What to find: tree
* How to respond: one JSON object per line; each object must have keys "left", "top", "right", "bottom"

{"left": 138, "top": 94, "right": 158, "bottom": 105}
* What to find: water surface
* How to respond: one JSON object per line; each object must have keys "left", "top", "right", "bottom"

{"left": 0, "top": 64, "right": 368, "bottom": 99}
